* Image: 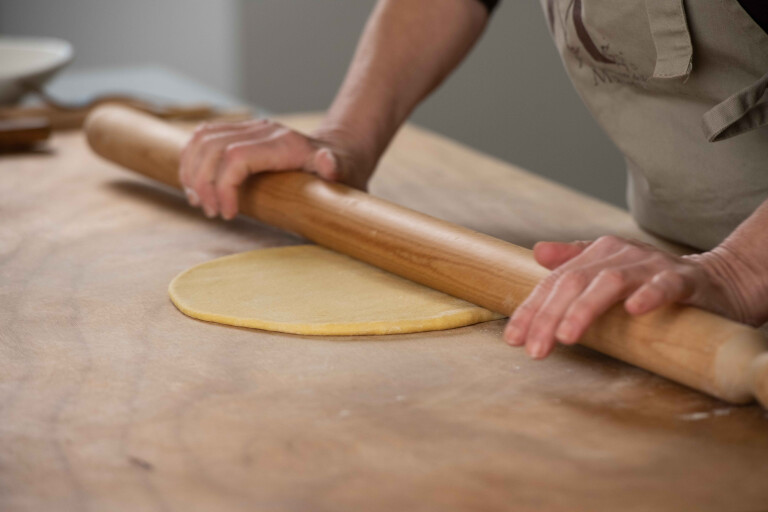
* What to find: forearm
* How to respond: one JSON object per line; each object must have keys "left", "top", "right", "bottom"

{"left": 316, "top": 0, "right": 490, "bottom": 177}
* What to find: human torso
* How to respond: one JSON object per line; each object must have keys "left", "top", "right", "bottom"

{"left": 541, "top": 0, "right": 768, "bottom": 250}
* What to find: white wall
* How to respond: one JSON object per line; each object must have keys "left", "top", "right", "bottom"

{"left": 0, "top": 0, "right": 241, "bottom": 96}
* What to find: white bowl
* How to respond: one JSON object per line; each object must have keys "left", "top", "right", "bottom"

{"left": 0, "top": 37, "right": 73, "bottom": 105}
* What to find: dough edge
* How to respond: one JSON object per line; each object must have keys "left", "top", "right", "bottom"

{"left": 168, "top": 245, "right": 504, "bottom": 336}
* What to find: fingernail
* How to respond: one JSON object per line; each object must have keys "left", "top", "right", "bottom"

{"left": 184, "top": 187, "right": 200, "bottom": 206}
{"left": 556, "top": 321, "right": 575, "bottom": 343}
{"left": 203, "top": 206, "right": 216, "bottom": 218}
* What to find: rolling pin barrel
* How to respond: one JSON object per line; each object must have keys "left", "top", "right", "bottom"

{"left": 85, "top": 105, "right": 768, "bottom": 407}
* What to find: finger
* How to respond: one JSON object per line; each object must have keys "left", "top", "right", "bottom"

{"left": 179, "top": 119, "right": 268, "bottom": 201}
{"left": 555, "top": 266, "right": 643, "bottom": 344}
{"left": 525, "top": 269, "right": 592, "bottom": 358}
{"left": 215, "top": 132, "right": 316, "bottom": 220}
{"left": 533, "top": 240, "right": 592, "bottom": 270}
{"left": 555, "top": 253, "right": 678, "bottom": 343}
{"left": 624, "top": 269, "right": 693, "bottom": 315}
{"left": 181, "top": 184, "right": 200, "bottom": 207}
{"left": 521, "top": 239, "right": 670, "bottom": 349}
{"left": 504, "top": 277, "right": 558, "bottom": 347}
{"left": 180, "top": 141, "right": 202, "bottom": 204}
{"left": 505, "top": 241, "right": 631, "bottom": 349}
{"left": 180, "top": 119, "right": 266, "bottom": 185}
{"left": 193, "top": 127, "right": 276, "bottom": 217}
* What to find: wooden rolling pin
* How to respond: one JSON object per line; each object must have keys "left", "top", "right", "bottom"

{"left": 0, "top": 117, "right": 51, "bottom": 148}
{"left": 0, "top": 101, "right": 250, "bottom": 131}
{"left": 85, "top": 105, "right": 768, "bottom": 408}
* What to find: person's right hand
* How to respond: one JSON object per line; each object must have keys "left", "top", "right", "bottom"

{"left": 179, "top": 119, "right": 372, "bottom": 220}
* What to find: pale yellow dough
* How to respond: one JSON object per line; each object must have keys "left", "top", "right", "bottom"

{"left": 169, "top": 245, "right": 503, "bottom": 335}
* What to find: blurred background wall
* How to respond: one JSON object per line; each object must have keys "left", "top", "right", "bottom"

{"left": 0, "top": 0, "right": 625, "bottom": 206}
{"left": 0, "top": 0, "right": 242, "bottom": 96}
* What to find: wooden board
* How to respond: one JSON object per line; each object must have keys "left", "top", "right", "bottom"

{"left": 1, "top": 113, "right": 767, "bottom": 512}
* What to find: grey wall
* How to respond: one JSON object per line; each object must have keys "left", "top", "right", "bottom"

{"left": 240, "top": 1, "right": 625, "bottom": 206}
{"left": 1, "top": 0, "right": 626, "bottom": 206}
{"left": 0, "top": 0, "right": 241, "bottom": 96}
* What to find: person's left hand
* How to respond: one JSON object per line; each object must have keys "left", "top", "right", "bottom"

{"left": 502, "top": 235, "right": 757, "bottom": 359}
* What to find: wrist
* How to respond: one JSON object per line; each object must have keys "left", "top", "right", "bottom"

{"left": 687, "top": 244, "right": 768, "bottom": 326}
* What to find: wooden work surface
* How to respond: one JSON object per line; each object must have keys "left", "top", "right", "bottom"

{"left": 2, "top": 113, "right": 767, "bottom": 512}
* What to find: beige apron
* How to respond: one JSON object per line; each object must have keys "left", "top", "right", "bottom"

{"left": 541, "top": 0, "right": 768, "bottom": 250}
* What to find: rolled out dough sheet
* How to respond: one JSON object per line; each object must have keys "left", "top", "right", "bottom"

{"left": 169, "top": 245, "right": 503, "bottom": 335}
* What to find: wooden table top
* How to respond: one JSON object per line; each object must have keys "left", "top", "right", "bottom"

{"left": 1, "top": 113, "right": 767, "bottom": 512}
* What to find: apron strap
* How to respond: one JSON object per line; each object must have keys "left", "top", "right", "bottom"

{"left": 645, "top": 0, "right": 693, "bottom": 79}
{"left": 702, "top": 71, "right": 768, "bottom": 142}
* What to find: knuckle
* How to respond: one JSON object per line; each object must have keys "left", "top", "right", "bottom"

{"left": 214, "top": 176, "right": 230, "bottom": 194}
{"left": 618, "top": 243, "right": 645, "bottom": 259}
{"left": 558, "top": 270, "right": 589, "bottom": 290}
{"left": 543, "top": 269, "right": 564, "bottom": 284}
{"left": 597, "top": 268, "right": 625, "bottom": 287}
{"left": 632, "top": 239, "right": 656, "bottom": 250}
{"left": 532, "top": 311, "right": 557, "bottom": 328}
{"left": 200, "top": 133, "right": 224, "bottom": 147}
{"left": 192, "top": 122, "right": 217, "bottom": 138}
{"left": 220, "top": 149, "right": 251, "bottom": 183}
{"left": 192, "top": 123, "right": 210, "bottom": 135}
{"left": 193, "top": 169, "right": 214, "bottom": 190}
{"left": 274, "top": 127, "right": 298, "bottom": 142}
{"left": 247, "top": 118, "right": 276, "bottom": 133}
{"left": 216, "top": 168, "right": 242, "bottom": 192}
{"left": 513, "top": 302, "right": 537, "bottom": 320}
{"left": 646, "top": 252, "right": 669, "bottom": 265}
{"left": 654, "top": 269, "right": 684, "bottom": 289}
{"left": 644, "top": 283, "right": 667, "bottom": 299}
{"left": 565, "top": 304, "right": 593, "bottom": 327}
{"left": 655, "top": 268, "right": 678, "bottom": 280}
{"left": 245, "top": 123, "right": 266, "bottom": 135}
{"left": 635, "top": 284, "right": 666, "bottom": 306}
{"left": 595, "top": 235, "right": 621, "bottom": 248}
{"left": 222, "top": 143, "right": 244, "bottom": 162}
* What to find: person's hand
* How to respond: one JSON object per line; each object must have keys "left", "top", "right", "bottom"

{"left": 503, "top": 235, "right": 767, "bottom": 359}
{"left": 179, "top": 119, "right": 373, "bottom": 220}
